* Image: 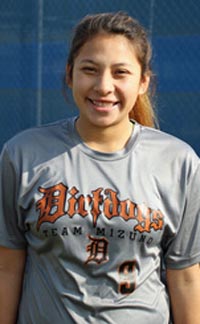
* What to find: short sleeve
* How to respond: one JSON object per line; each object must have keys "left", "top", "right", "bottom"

{"left": 164, "top": 161, "right": 200, "bottom": 269}
{"left": 0, "top": 145, "right": 27, "bottom": 249}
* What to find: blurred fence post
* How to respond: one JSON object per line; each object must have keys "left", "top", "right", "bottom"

{"left": 36, "top": 0, "right": 44, "bottom": 126}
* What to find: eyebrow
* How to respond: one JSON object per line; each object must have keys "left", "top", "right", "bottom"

{"left": 79, "top": 59, "right": 96, "bottom": 64}
{"left": 79, "top": 59, "right": 133, "bottom": 67}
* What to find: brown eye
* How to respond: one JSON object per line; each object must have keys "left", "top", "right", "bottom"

{"left": 82, "top": 66, "right": 97, "bottom": 74}
{"left": 114, "top": 69, "right": 129, "bottom": 78}
{"left": 117, "top": 70, "right": 125, "bottom": 73}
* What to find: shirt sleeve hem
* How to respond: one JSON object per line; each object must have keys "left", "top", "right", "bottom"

{"left": 0, "top": 238, "right": 27, "bottom": 250}
{"left": 166, "top": 254, "right": 200, "bottom": 270}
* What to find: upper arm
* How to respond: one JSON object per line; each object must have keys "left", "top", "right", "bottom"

{"left": 0, "top": 246, "right": 26, "bottom": 273}
{"left": 0, "top": 246, "right": 26, "bottom": 324}
{"left": 166, "top": 264, "right": 200, "bottom": 324}
{"left": 167, "top": 262, "right": 200, "bottom": 281}
{"left": 0, "top": 146, "right": 27, "bottom": 249}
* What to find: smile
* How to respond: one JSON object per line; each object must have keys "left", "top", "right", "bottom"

{"left": 88, "top": 99, "right": 119, "bottom": 109}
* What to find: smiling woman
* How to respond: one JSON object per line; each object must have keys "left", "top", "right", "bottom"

{"left": 66, "top": 12, "right": 155, "bottom": 130}
{"left": 67, "top": 33, "right": 149, "bottom": 151}
{"left": 0, "top": 11, "right": 200, "bottom": 324}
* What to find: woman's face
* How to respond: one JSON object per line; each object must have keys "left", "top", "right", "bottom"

{"left": 68, "top": 33, "right": 149, "bottom": 131}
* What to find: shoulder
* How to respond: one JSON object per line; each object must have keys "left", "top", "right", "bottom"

{"left": 2, "top": 117, "right": 77, "bottom": 166}
{"left": 5, "top": 118, "right": 75, "bottom": 151}
{"left": 139, "top": 124, "right": 198, "bottom": 159}
{"left": 8, "top": 118, "right": 74, "bottom": 145}
{"left": 135, "top": 124, "right": 199, "bottom": 176}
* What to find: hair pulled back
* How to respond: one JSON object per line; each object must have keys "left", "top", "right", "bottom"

{"left": 66, "top": 12, "right": 157, "bottom": 128}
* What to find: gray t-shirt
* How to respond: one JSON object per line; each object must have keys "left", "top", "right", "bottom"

{"left": 0, "top": 117, "right": 200, "bottom": 323}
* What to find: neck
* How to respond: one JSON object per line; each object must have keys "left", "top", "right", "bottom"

{"left": 75, "top": 119, "right": 134, "bottom": 153}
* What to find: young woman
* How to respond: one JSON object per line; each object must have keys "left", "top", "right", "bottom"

{"left": 0, "top": 12, "right": 200, "bottom": 324}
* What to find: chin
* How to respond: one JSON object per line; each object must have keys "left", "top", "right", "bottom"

{"left": 89, "top": 115, "right": 116, "bottom": 127}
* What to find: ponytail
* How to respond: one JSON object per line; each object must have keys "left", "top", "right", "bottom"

{"left": 129, "top": 93, "right": 157, "bottom": 128}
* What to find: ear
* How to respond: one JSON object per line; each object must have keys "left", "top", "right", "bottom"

{"left": 66, "top": 64, "right": 73, "bottom": 88}
{"left": 139, "top": 74, "right": 150, "bottom": 95}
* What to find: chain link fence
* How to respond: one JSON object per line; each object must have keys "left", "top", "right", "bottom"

{"left": 0, "top": 0, "right": 200, "bottom": 153}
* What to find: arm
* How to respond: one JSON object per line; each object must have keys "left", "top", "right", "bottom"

{"left": 166, "top": 263, "right": 200, "bottom": 324}
{"left": 0, "top": 246, "right": 26, "bottom": 324}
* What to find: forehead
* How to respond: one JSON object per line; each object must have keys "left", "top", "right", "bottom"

{"left": 75, "top": 33, "right": 139, "bottom": 65}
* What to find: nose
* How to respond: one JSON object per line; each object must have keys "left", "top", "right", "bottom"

{"left": 93, "top": 71, "right": 114, "bottom": 95}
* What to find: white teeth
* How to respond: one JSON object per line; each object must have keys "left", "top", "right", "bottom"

{"left": 91, "top": 100, "right": 116, "bottom": 107}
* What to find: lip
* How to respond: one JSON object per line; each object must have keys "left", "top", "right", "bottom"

{"left": 87, "top": 98, "right": 120, "bottom": 111}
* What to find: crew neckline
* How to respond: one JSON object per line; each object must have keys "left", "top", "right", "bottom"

{"left": 68, "top": 117, "right": 141, "bottom": 161}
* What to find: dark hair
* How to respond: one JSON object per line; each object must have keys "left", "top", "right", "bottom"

{"left": 65, "top": 12, "right": 157, "bottom": 127}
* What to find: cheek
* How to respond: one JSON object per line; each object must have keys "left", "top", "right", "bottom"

{"left": 72, "top": 78, "right": 90, "bottom": 103}
{"left": 121, "top": 75, "right": 141, "bottom": 93}
{"left": 122, "top": 83, "right": 142, "bottom": 109}
{"left": 74, "top": 73, "right": 91, "bottom": 91}
{"left": 123, "top": 83, "right": 141, "bottom": 99}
